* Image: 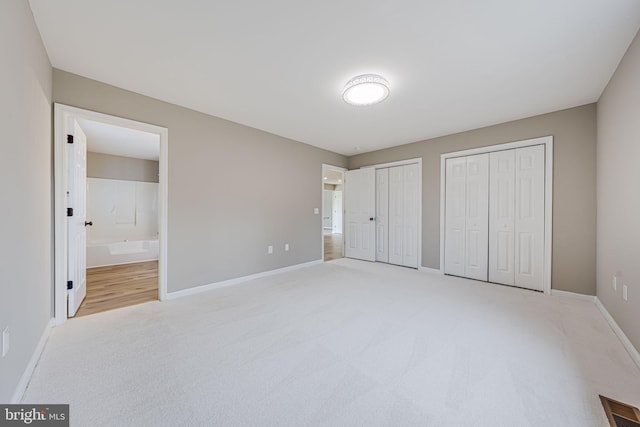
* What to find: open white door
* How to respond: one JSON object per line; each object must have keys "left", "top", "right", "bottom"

{"left": 67, "top": 119, "right": 88, "bottom": 317}
{"left": 344, "top": 168, "right": 375, "bottom": 261}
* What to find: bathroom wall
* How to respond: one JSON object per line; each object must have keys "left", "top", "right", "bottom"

{"left": 87, "top": 178, "right": 159, "bottom": 245}
{"left": 88, "top": 152, "right": 159, "bottom": 183}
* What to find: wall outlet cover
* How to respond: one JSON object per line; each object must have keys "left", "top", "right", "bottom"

{"left": 267, "top": 245, "right": 273, "bottom": 254}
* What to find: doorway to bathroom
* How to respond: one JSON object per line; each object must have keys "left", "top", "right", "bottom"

{"left": 54, "top": 104, "right": 168, "bottom": 324}
{"left": 76, "top": 119, "right": 160, "bottom": 316}
{"left": 322, "top": 165, "right": 345, "bottom": 261}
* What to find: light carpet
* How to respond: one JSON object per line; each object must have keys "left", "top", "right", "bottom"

{"left": 23, "top": 258, "right": 640, "bottom": 426}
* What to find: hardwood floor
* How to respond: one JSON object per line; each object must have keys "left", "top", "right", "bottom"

{"left": 324, "top": 230, "right": 343, "bottom": 261}
{"left": 75, "top": 261, "right": 158, "bottom": 317}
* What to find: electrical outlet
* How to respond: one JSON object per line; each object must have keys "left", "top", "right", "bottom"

{"left": 623, "top": 285, "right": 628, "bottom": 301}
{"left": 613, "top": 276, "right": 618, "bottom": 291}
{"left": 267, "top": 245, "right": 273, "bottom": 254}
{"left": 2, "top": 327, "right": 9, "bottom": 357}
{"left": 285, "top": 243, "right": 289, "bottom": 251}
{"left": 313, "top": 208, "right": 319, "bottom": 214}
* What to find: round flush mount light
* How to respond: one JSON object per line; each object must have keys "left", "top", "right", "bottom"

{"left": 342, "top": 74, "right": 390, "bottom": 106}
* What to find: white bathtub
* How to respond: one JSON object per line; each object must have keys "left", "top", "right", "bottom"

{"left": 87, "top": 239, "right": 159, "bottom": 268}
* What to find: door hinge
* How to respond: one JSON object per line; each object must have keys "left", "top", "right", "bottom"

{"left": 67, "top": 134, "right": 74, "bottom": 144}
{"left": 67, "top": 280, "right": 73, "bottom": 290}
{"left": 67, "top": 207, "right": 73, "bottom": 217}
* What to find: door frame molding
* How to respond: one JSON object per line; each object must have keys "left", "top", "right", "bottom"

{"left": 321, "top": 164, "right": 346, "bottom": 261}
{"left": 439, "top": 136, "right": 554, "bottom": 294}
{"left": 53, "top": 103, "right": 169, "bottom": 325}
{"left": 359, "top": 157, "right": 423, "bottom": 268}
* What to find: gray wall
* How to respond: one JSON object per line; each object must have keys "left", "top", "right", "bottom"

{"left": 88, "top": 152, "right": 159, "bottom": 183}
{"left": 54, "top": 70, "right": 347, "bottom": 293}
{"left": 349, "top": 104, "right": 597, "bottom": 295}
{"left": 597, "top": 30, "right": 640, "bottom": 352}
{"left": 0, "top": 1, "right": 52, "bottom": 402}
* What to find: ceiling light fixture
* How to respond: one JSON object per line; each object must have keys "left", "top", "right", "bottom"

{"left": 342, "top": 74, "right": 390, "bottom": 106}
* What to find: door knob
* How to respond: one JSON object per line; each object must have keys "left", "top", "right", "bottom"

{"left": 84, "top": 221, "right": 93, "bottom": 227}
{"left": 370, "top": 217, "right": 375, "bottom": 221}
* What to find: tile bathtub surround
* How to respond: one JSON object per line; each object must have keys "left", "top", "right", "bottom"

{"left": 23, "top": 259, "right": 640, "bottom": 426}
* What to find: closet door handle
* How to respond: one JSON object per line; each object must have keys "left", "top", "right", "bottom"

{"left": 369, "top": 217, "right": 375, "bottom": 221}
{"left": 84, "top": 221, "right": 93, "bottom": 227}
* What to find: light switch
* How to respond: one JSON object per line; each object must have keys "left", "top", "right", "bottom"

{"left": 314, "top": 208, "right": 319, "bottom": 214}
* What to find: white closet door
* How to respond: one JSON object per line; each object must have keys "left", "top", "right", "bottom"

{"left": 489, "top": 150, "right": 515, "bottom": 286}
{"left": 388, "top": 166, "right": 404, "bottom": 266}
{"left": 402, "top": 163, "right": 419, "bottom": 268}
{"left": 464, "top": 154, "right": 489, "bottom": 281}
{"left": 444, "top": 157, "right": 467, "bottom": 276}
{"left": 375, "top": 168, "right": 389, "bottom": 263}
{"left": 345, "top": 168, "right": 376, "bottom": 261}
{"left": 514, "top": 145, "right": 545, "bottom": 291}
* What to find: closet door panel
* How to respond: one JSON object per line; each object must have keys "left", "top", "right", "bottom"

{"left": 402, "top": 163, "right": 419, "bottom": 268}
{"left": 489, "top": 150, "right": 515, "bottom": 286}
{"left": 375, "top": 168, "right": 389, "bottom": 263}
{"left": 514, "top": 145, "right": 545, "bottom": 291}
{"left": 444, "top": 157, "right": 467, "bottom": 276}
{"left": 464, "top": 154, "right": 489, "bottom": 281}
{"left": 388, "top": 166, "right": 404, "bottom": 266}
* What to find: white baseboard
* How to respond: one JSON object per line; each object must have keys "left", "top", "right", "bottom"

{"left": 419, "top": 266, "right": 443, "bottom": 274}
{"left": 550, "top": 289, "right": 596, "bottom": 302}
{"left": 11, "top": 318, "right": 54, "bottom": 403}
{"left": 594, "top": 297, "right": 640, "bottom": 371}
{"left": 164, "top": 259, "right": 323, "bottom": 300}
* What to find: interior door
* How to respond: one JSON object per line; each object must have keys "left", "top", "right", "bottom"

{"left": 489, "top": 149, "right": 516, "bottom": 286}
{"left": 67, "top": 119, "right": 88, "bottom": 317}
{"left": 514, "top": 145, "right": 545, "bottom": 291}
{"left": 375, "top": 169, "right": 389, "bottom": 262}
{"left": 464, "top": 154, "right": 489, "bottom": 281}
{"left": 345, "top": 168, "right": 376, "bottom": 261}
{"left": 444, "top": 157, "right": 467, "bottom": 276}
{"left": 402, "top": 163, "right": 419, "bottom": 268}
{"left": 388, "top": 166, "right": 404, "bottom": 265}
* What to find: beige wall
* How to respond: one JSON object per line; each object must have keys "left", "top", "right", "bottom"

{"left": 349, "top": 104, "right": 597, "bottom": 295}
{"left": 597, "top": 30, "right": 640, "bottom": 352}
{"left": 88, "top": 152, "right": 159, "bottom": 183}
{"left": 0, "top": 1, "right": 52, "bottom": 402}
{"left": 54, "top": 70, "right": 347, "bottom": 293}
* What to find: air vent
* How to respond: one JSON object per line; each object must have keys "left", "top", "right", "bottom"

{"left": 600, "top": 395, "right": 640, "bottom": 427}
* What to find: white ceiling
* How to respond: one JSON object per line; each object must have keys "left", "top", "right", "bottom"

{"left": 78, "top": 119, "right": 160, "bottom": 160}
{"left": 30, "top": 0, "right": 640, "bottom": 156}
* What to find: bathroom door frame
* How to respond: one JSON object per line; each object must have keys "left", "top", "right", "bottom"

{"left": 53, "top": 103, "right": 169, "bottom": 325}
{"left": 321, "top": 164, "right": 346, "bottom": 261}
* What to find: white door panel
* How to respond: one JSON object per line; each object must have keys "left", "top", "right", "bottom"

{"left": 332, "top": 191, "right": 343, "bottom": 234}
{"left": 445, "top": 157, "right": 467, "bottom": 276}
{"left": 388, "top": 166, "right": 404, "bottom": 266}
{"left": 375, "top": 169, "right": 389, "bottom": 263}
{"left": 464, "top": 154, "right": 489, "bottom": 281}
{"left": 402, "top": 163, "right": 419, "bottom": 268}
{"left": 489, "top": 150, "right": 515, "bottom": 286}
{"left": 345, "top": 168, "right": 375, "bottom": 261}
{"left": 67, "top": 120, "right": 88, "bottom": 317}
{"left": 514, "top": 145, "right": 545, "bottom": 291}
